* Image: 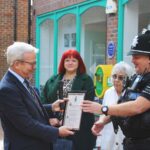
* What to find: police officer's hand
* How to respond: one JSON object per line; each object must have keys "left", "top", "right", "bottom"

{"left": 81, "top": 100, "right": 102, "bottom": 114}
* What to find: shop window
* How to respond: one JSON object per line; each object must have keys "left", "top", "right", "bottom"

{"left": 58, "top": 14, "right": 76, "bottom": 66}
{"left": 81, "top": 7, "right": 106, "bottom": 77}
{"left": 123, "top": 0, "right": 150, "bottom": 63}
{"left": 40, "top": 20, "right": 54, "bottom": 88}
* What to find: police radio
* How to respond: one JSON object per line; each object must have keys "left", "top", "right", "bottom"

{"left": 119, "top": 74, "right": 143, "bottom": 102}
{"left": 130, "top": 75, "right": 143, "bottom": 90}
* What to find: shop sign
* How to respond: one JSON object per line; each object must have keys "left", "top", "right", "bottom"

{"left": 106, "top": 0, "right": 117, "bottom": 14}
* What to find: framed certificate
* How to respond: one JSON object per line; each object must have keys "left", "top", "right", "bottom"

{"left": 63, "top": 91, "right": 85, "bottom": 130}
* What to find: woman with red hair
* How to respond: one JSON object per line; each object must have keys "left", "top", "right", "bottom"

{"left": 41, "top": 49, "right": 96, "bottom": 150}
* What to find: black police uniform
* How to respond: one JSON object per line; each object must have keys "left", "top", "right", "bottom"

{"left": 112, "top": 72, "right": 150, "bottom": 150}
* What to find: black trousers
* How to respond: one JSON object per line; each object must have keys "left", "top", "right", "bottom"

{"left": 123, "top": 137, "right": 150, "bottom": 150}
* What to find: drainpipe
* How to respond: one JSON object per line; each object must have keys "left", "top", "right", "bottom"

{"left": 28, "top": 0, "right": 31, "bottom": 43}
{"left": 13, "top": 0, "right": 17, "bottom": 41}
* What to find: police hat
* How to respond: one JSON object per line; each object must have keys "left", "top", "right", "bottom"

{"left": 128, "top": 29, "right": 150, "bottom": 55}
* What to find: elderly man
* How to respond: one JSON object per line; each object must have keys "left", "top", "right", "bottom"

{"left": 82, "top": 29, "right": 150, "bottom": 150}
{"left": 0, "top": 42, "right": 74, "bottom": 150}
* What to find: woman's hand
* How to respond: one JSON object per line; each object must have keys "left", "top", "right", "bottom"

{"left": 91, "top": 119, "right": 105, "bottom": 136}
{"left": 52, "top": 98, "right": 68, "bottom": 112}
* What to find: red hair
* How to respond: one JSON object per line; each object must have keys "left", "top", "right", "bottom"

{"left": 58, "top": 49, "right": 86, "bottom": 74}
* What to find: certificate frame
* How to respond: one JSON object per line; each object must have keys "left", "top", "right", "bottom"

{"left": 63, "top": 91, "right": 85, "bottom": 130}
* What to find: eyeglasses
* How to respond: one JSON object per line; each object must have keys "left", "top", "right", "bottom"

{"left": 18, "top": 60, "right": 36, "bottom": 66}
{"left": 112, "top": 74, "right": 125, "bottom": 81}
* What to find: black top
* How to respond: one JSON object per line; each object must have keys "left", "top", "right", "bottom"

{"left": 113, "top": 73, "right": 150, "bottom": 138}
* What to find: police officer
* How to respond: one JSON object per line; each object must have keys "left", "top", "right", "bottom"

{"left": 81, "top": 29, "right": 150, "bottom": 150}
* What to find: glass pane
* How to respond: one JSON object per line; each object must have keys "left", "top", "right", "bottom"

{"left": 40, "top": 20, "right": 54, "bottom": 90}
{"left": 81, "top": 7, "right": 106, "bottom": 78}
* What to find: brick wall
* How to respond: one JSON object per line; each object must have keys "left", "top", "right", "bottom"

{"left": 33, "top": 0, "right": 85, "bottom": 15}
{"left": 106, "top": 13, "right": 118, "bottom": 64}
{"left": 0, "top": 0, "right": 31, "bottom": 79}
{"left": 0, "top": 0, "right": 14, "bottom": 79}
{"left": 17, "top": 0, "right": 29, "bottom": 42}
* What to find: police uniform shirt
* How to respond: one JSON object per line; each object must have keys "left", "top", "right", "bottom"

{"left": 140, "top": 73, "right": 150, "bottom": 101}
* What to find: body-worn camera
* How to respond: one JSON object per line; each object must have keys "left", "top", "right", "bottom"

{"left": 118, "top": 74, "right": 143, "bottom": 103}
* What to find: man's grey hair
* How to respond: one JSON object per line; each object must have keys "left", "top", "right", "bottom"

{"left": 111, "top": 61, "right": 134, "bottom": 78}
{"left": 6, "top": 42, "right": 39, "bottom": 66}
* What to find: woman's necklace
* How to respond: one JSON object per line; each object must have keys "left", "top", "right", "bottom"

{"left": 62, "top": 75, "right": 76, "bottom": 97}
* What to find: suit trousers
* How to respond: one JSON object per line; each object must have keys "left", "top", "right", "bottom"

{"left": 53, "top": 139, "right": 73, "bottom": 150}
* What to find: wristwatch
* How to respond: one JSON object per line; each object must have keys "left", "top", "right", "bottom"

{"left": 101, "top": 106, "right": 109, "bottom": 116}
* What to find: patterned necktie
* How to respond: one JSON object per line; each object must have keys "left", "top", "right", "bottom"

{"left": 24, "top": 79, "right": 43, "bottom": 112}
